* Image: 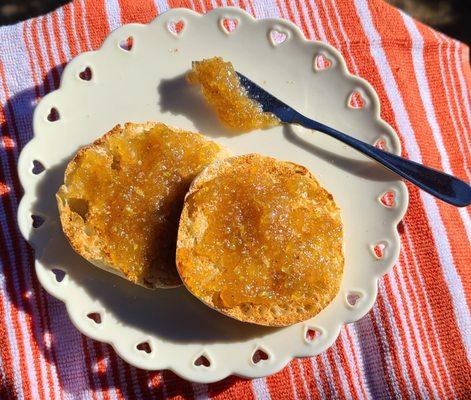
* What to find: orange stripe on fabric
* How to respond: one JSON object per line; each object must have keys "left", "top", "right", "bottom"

{"left": 0, "top": 25, "right": 50, "bottom": 400}
{"left": 73, "top": 1, "right": 90, "bottom": 50}
{"left": 335, "top": 335, "right": 362, "bottom": 400}
{"left": 313, "top": 356, "right": 334, "bottom": 398}
{"left": 397, "top": 249, "right": 449, "bottom": 398}
{"left": 384, "top": 273, "right": 434, "bottom": 398}
{"left": 368, "top": 5, "right": 471, "bottom": 377}
{"left": 167, "top": 1, "right": 194, "bottom": 11}
{"left": 416, "top": 25, "right": 471, "bottom": 181}
{"left": 208, "top": 376, "right": 255, "bottom": 399}
{"left": 19, "top": 26, "right": 59, "bottom": 400}
{"left": 299, "top": 359, "right": 322, "bottom": 400}
{"left": 266, "top": 365, "right": 296, "bottom": 400}
{"left": 84, "top": 0, "right": 110, "bottom": 49}
{"left": 288, "top": 361, "right": 310, "bottom": 399}
{"left": 328, "top": 5, "right": 464, "bottom": 395}
{"left": 63, "top": 2, "right": 81, "bottom": 56}
{"left": 118, "top": 0, "right": 157, "bottom": 24}
{"left": 345, "top": 327, "right": 368, "bottom": 400}
{"left": 402, "top": 186, "right": 471, "bottom": 396}
{"left": 51, "top": 12, "right": 67, "bottom": 63}
{"left": 325, "top": 348, "right": 349, "bottom": 399}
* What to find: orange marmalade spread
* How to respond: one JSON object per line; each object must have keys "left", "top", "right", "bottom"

{"left": 177, "top": 155, "right": 344, "bottom": 308}
{"left": 63, "top": 124, "right": 223, "bottom": 285}
{"left": 187, "top": 57, "right": 279, "bottom": 132}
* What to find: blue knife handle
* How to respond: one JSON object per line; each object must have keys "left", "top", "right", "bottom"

{"left": 293, "top": 112, "right": 471, "bottom": 207}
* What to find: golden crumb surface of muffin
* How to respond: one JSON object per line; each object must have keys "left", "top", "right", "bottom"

{"left": 176, "top": 154, "right": 344, "bottom": 326}
{"left": 57, "top": 121, "right": 228, "bottom": 288}
{"left": 187, "top": 57, "right": 279, "bottom": 132}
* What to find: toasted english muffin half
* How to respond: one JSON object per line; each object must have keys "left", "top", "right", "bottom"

{"left": 57, "top": 121, "right": 229, "bottom": 288}
{"left": 176, "top": 154, "right": 344, "bottom": 326}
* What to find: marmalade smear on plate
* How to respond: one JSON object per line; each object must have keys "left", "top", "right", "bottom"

{"left": 187, "top": 57, "right": 279, "bottom": 131}
{"left": 177, "top": 155, "right": 344, "bottom": 320}
{"left": 59, "top": 123, "right": 223, "bottom": 287}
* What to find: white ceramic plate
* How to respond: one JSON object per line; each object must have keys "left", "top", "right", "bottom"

{"left": 17, "top": 7, "right": 408, "bottom": 383}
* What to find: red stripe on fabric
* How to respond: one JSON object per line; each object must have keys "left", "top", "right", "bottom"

{"left": 117, "top": 0, "right": 157, "bottom": 25}
{"left": 84, "top": 0, "right": 111, "bottom": 49}
{"left": 161, "top": 370, "right": 194, "bottom": 399}
{"left": 208, "top": 376, "right": 255, "bottom": 399}
{"left": 265, "top": 365, "right": 296, "bottom": 400}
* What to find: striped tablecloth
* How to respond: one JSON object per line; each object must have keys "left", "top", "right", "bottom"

{"left": 0, "top": 0, "right": 470, "bottom": 399}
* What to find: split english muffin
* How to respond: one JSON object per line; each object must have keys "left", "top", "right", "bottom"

{"left": 57, "top": 121, "right": 228, "bottom": 288}
{"left": 176, "top": 154, "right": 344, "bottom": 326}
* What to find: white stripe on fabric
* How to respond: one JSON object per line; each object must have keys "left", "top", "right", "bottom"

{"left": 305, "top": 0, "right": 327, "bottom": 42}
{"left": 79, "top": 0, "right": 93, "bottom": 51}
{"left": 252, "top": 0, "right": 279, "bottom": 19}
{"left": 345, "top": 325, "right": 373, "bottom": 399}
{"left": 296, "top": 359, "right": 312, "bottom": 400}
{"left": 402, "top": 229, "right": 455, "bottom": 396}
{"left": 154, "top": 0, "right": 170, "bottom": 14}
{"left": 56, "top": 7, "right": 72, "bottom": 60}
{"left": 434, "top": 36, "right": 471, "bottom": 241}
{"left": 0, "top": 210, "right": 41, "bottom": 400}
{"left": 104, "top": 0, "right": 122, "bottom": 32}
{"left": 338, "top": 332, "right": 365, "bottom": 399}
{"left": 287, "top": 365, "right": 299, "bottom": 400}
{"left": 370, "top": 306, "right": 402, "bottom": 399}
{"left": 68, "top": 2, "right": 83, "bottom": 54}
{"left": 380, "top": 282, "right": 422, "bottom": 398}
{"left": 296, "top": 0, "right": 316, "bottom": 40}
{"left": 403, "top": 16, "right": 471, "bottom": 183}
{"left": 309, "top": 357, "right": 326, "bottom": 398}
{"left": 318, "top": 354, "right": 337, "bottom": 396}
{"left": 391, "top": 263, "right": 440, "bottom": 397}
{"left": 0, "top": 256, "right": 25, "bottom": 398}
{"left": 355, "top": 0, "right": 471, "bottom": 363}
{"left": 252, "top": 377, "right": 272, "bottom": 400}
{"left": 192, "top": 383, "right": 208, "bottom": 400}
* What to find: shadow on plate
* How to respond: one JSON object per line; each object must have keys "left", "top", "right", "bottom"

{"left": 283, "top": 125, "right": 400, "bottom": 182}
{"left": 31, "top": 159, "right": 277, "bottom": 345}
